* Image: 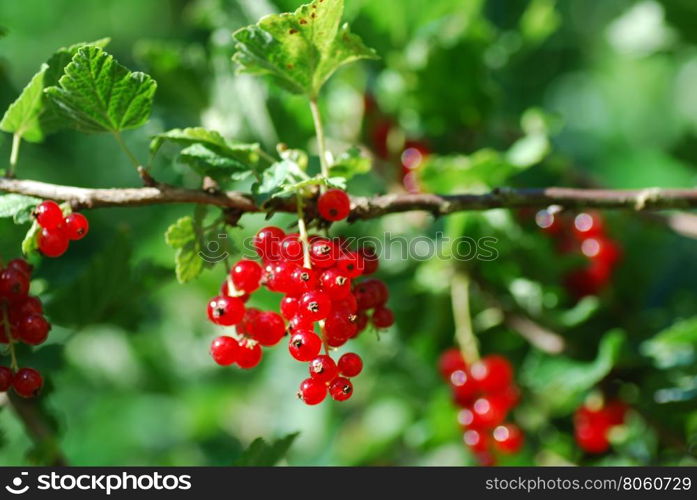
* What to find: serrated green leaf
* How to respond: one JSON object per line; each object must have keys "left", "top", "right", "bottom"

{"left": 641, "top": 317, "right": 697, "bottom": 369}
{"left": 419, "top": 150, "right": 514, "bottom": 193}
{"left": 520, "top": 330, "right": 625, "bottom": 415}
{"left": 232, "top": 0, "right": 378, "bottom": 97}
{"left": 330, "top": 146, "right": 371, "bottom": 179}
{"left": 151, "top": 127, "right": 264, "bottom": 181}
{"left": 252, "top": 160, "right": 293, "bottom": 204}
{"left": 45, "top": 46, "right": 156, "bottom": 133}
{"left": 21, "top": 220, "right": 40, "bottom": 256}
{"left": 165, "top": 216, "right": 204, "bottom": 283}
{"left": 165, "top": 216, "right": 196, "bottom": 248}
{"left": 233, "top": 432, "right": 299, "bottom": 466}
{"left": 0, "top": 39, "right": 110, "bottom": 142}
{"left": 0, "top": 194, "right": 40, "bottom": 223}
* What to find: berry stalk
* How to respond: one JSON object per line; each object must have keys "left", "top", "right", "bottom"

{"left": 296, "top": 193, "right": 312, "bottom": 269}
{"left": 309, "top": 99, "right": 330, "bottom": 183}
{"left": 451, "top": 271, "right": 479, "bottom": 364}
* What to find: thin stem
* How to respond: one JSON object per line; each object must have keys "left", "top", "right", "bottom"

{"left": 309, "top": 99, "right": 330, "bottom": 182}
{"left": 296, "top": 193, "right": 312, "bottom": 269}
{"left": 112, "top": 131, "right": 140, "bottom": 169}
{"left": 8, "top": 134, "right": 21, "bottom": 178}
{"left": 2, "top": 304, "right": 19, "bottom": 371}
{"left": 451, "top": 271, "right": 479, "bottom": 364}
{"left": 258, "top": 148, "right": 277, "bottom": 165}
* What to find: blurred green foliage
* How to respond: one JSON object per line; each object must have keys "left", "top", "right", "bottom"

{"left": 0, "top": 0, "right": 696, "bottom": 466}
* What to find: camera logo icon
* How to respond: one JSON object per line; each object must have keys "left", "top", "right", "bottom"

{"left": 5, "top": 472, "right": 29, "bottom": 494}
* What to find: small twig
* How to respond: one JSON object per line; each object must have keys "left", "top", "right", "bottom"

{"left": 503, "top": 311, "right": 566, "bottom": 354}
{"left": 451, "top": 271, "right": 480, "bottom": 364}
{"left": 309, "top": 99, "right": 330, "bottom": 184}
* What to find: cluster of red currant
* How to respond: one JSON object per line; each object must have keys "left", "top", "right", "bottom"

{"left": 208, "top": 189, "right": 394, "bottom": 404}
{"left": 535, "top": 210, "right": 621, "bottom": 298}
{"left": 439, "top": 348, "right": 524, "bottom": 465}
{"left": 574, "top": 399, "right": 628, "bottom": 454}
{"left": 34, "top": 200, "right": 89, "bottom": 258}
{"left": 0, "top": 258, "right": 48, "bottom": 397}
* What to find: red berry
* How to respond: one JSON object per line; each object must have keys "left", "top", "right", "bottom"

{"left": 0, "top": 268, "right": 30, "bottom": 301}
{"left": 0, "top": 366, "right": 12, "bottom": 391}
{"left": 451, "top": 369, "right": 479, "bottom": 407}
{"left": 280, "top": 295, "right": 300, "bottom": 320}
{"left": 438, "top": 348, "right": 467, "bottom": 380}
{"left": 470, "top": 355, "right": 513, "bottom": 393}
{"left": 12, "top": 368, "right": 43, "bottom": 398}
{"left": 254, "top": 226, "right": 284, "bottom": 260}
{"left": 357, "top": 246, "right": 379, "bottom": 275}
{"left": 298, "top": 377, "right": 327, "bottom": 405}
{"left": 469, "top": 395, "right": 509, "bottom": 429}
{"left": 573, "top": 212, "right": 604, "bottom": 239}
{"left": 34, "top": 201, "right": 63, "bottom": 229}
{"left": 17, "top": 314, "right": 50, "bottom": 345}
{"left": 210, "top": 336, "right": 240, "bottom": 366}
{"left": 603, "top": 400, "right": 629, "bottom": 426}
{"left": 247, "top": 311, "right": 286, "bottom": 346}
{"left": 230, "top": 259, "right": 263, "bottom": 293}
{"left": 7, "top": 259, "right": 33, "bottom": 277}
{"left": 267, "top": 261, "right": 298, "bottom": 294}
{"left": 308, "top": 355, "right": 338, "bottom": 383}
{"left": 336, "top": 251, "right": 365, "bottom": 278}
{"left": 371, "top": 306, "right": 394, "bottom": 328}
{"left": 236, "top": 307, "right": 261, "bottom": 336}
{"left": 289, "top": 267, "right": 318, "bottom": 295}
{"left": 328, "top": 377, "right": 353, "bottom": 401}
{"left": 463, "top": 428, "right": 488, "bottom": 453}
{"left": 317, "top": 189, "right": 351, "bottom": 221}
{"left": 338, "top": 353, "right": 363, "bottom": 377}
{"left": 492, "top": 424, "right": 524, "bottom": 454}
{"left": 279, "top": 233, "right": 304, "bottom": 263}
{"left": 320, "top": 268, "right": 351, "bottom": 300}
{"left": 354, "top": 278, "right": 388, "bottom": 310}
{"left": 38, "top": 227, "right": 69, "bottom": 258}
{"left": 574, "top": 421, "right": 610, "bottom": 454}
{"left": 236, "top": 338, "right": 262, "bottom": 369}
{"left": 206, "top": 296, "right": 245, "bottom": 326}
{"left": 288, "top": 314, "right": 314, "bottom": 332}
{"left": 289, "top": 329, "right": 323, "bottom": 362}
{"left": 332, "top": 294, "right": 358, "bottom": 315}
{"left": 298, "top": 290, "right": 332, "bottom": 322}
{"left": 354, "top": 311, "right": 369, "bottom": 333}
{"left": 10, "top": 296, "right": 43, "bottom": 322}
{"left": 64, "top": 213, "right": 89, "bottom": 240}
{"left": 309, "top": 239, "right": 338, "bottom": 269}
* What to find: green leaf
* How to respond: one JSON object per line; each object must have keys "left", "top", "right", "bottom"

{"left": 0, "top": 194, "right": 40, "bottom": 223}
{"left": 233, "top": 432, "right": 299, "bottom": 466}
{"left": 641, "top": 317, "right": 697, "bottom": 369}
{"left": 21, "top": 220, "right": 41, "bottom": 256}
{"left": 0, "top": 39, "right": 110, "bottom": 142}
{"left": 151, "top": 127, "right": 264, "bottom": 181}
{"left": 45, "top": 46, "right": 157, "bottom": 133}
{"left": 419, "top": 150, "right": 514, "bottom": 193}
{"left": 330, "top": 146, "right": 371, "bottom": 179}
{"left": 164, "top": 216, "right": 204, "bottom": 283}
{"left": 232, "top": 0, "right": 378, "bottom": 97}
{"left": 520, "top": 330, "right": 625, "bottom": 415}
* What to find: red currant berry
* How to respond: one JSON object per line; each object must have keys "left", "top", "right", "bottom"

{"left": 288, "top": 329, "right": 322, "bottom": 362}
{"left": 469, "top": 355, "right": 513, "bottom": 393}
{"left": 298, "top": 290, "right": 332, "bottom": 322}
{"left": 254, "top": 226, "right": 284, "bottom": 260}
{"left": 332, "top": 294, "right": 358, "bottom": 315}
{"left": 371, "top": 306, "right": 394, "bottom": 328}
{"left": 64, "top": 213, "right": 89, "bottom": 240}
{"left": 0, "top": 268, "right": 30, "bottom": 301}
{"left": 206, "top": 296, "right": 245, "bottom": 326}
{"left": 573, "top": 212, "right": 604, "bottom": 239}
{"left": 438, "top": 348, "right": 467, "bottom": 380}
{"left": 10, "top": 296, "right": 43, "bottom": 322}
{"left": 357, "top": 246, "right": 379, "bottom": 275}
{"left": 289, "top": 267, "right": 318, "bottom": 295}
{"left": 317, "top": 189, "right": 351, "bottom": 221}
{"left": 12, "top": 367, "right": 43, "bottom": 398}
{"left": 280, "top": 234, "right": 304, "bottom": 263}
{"left": 236, "top": 338, "right": 262, "bottom": 369}
{"left": 308, "top": 355, "right": 338, "bottom": 383}
{"left": 230, "top": 259, "right": 263, "bottom": 293}
{"left": 574, "top": 421, "right": 610, "bottom": 454}
{"left": 336, "top": 251, "right": 365, "bottom": 278}
{"left": 34, "top": 201, "right": 63, "bottom": 229}
{"left": 492, "top": 424, "right": 524, "bottom": 454}
{"left": 267, "top": 261, "right": 298, "bottom": 293}
{"left": 247, "top": 311, "right": 286, "bottom": 346}
{"left": 603, "top": 400, "right": 629, "bottom": 426}
{"left": 0, "top": 366, "right": 12, "bottom": 391}
{"left": 298, "top": 377, "right": 327, "bottom": 405}
{"left": 236, "top": 307, "right": 261, "bottom": 336}
{"left": 309, "top": 239, "right": 338, "bottom": 269}
{"left": 38, "top": 227, "right": 69, "bottom": 258}
{"left": 210, "top": 336, "right": 240, "bottom": 366}
{"left": 470, "top": 395, "right": 509, "bottom": 429}
{"left": 354, "top": 311, "right": 369, "bottom": 333}
{"left": 328, "top": 377, "right": 353, "bottom": 401}
{"left": 354, "top": 278, "right": 388, "bottom": 310}
{"left": 17, "top": 314, "right": 50, "bottom": 345}
{"left": 463, "top": 428, "right": 488, "bottom": 453}
{"left": 319, "top": 268, "right": 351, "bottom": 300}
{"left": 280, "top": 295, "right": 300, "bottom": 320}
{"left": 450, "top": 369, "right": 479, "bottom": 407}
{"left": 288, "top": 314, "right": 314, "bottom": 332}
{"left": 338, "top": 353, "right": 363, "bottom": 377}
{"left": 7, "top": 259, "right": 33, "bottom": 277}
{"left": 324, "top": 312, "right": 357, "bottom": 343}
